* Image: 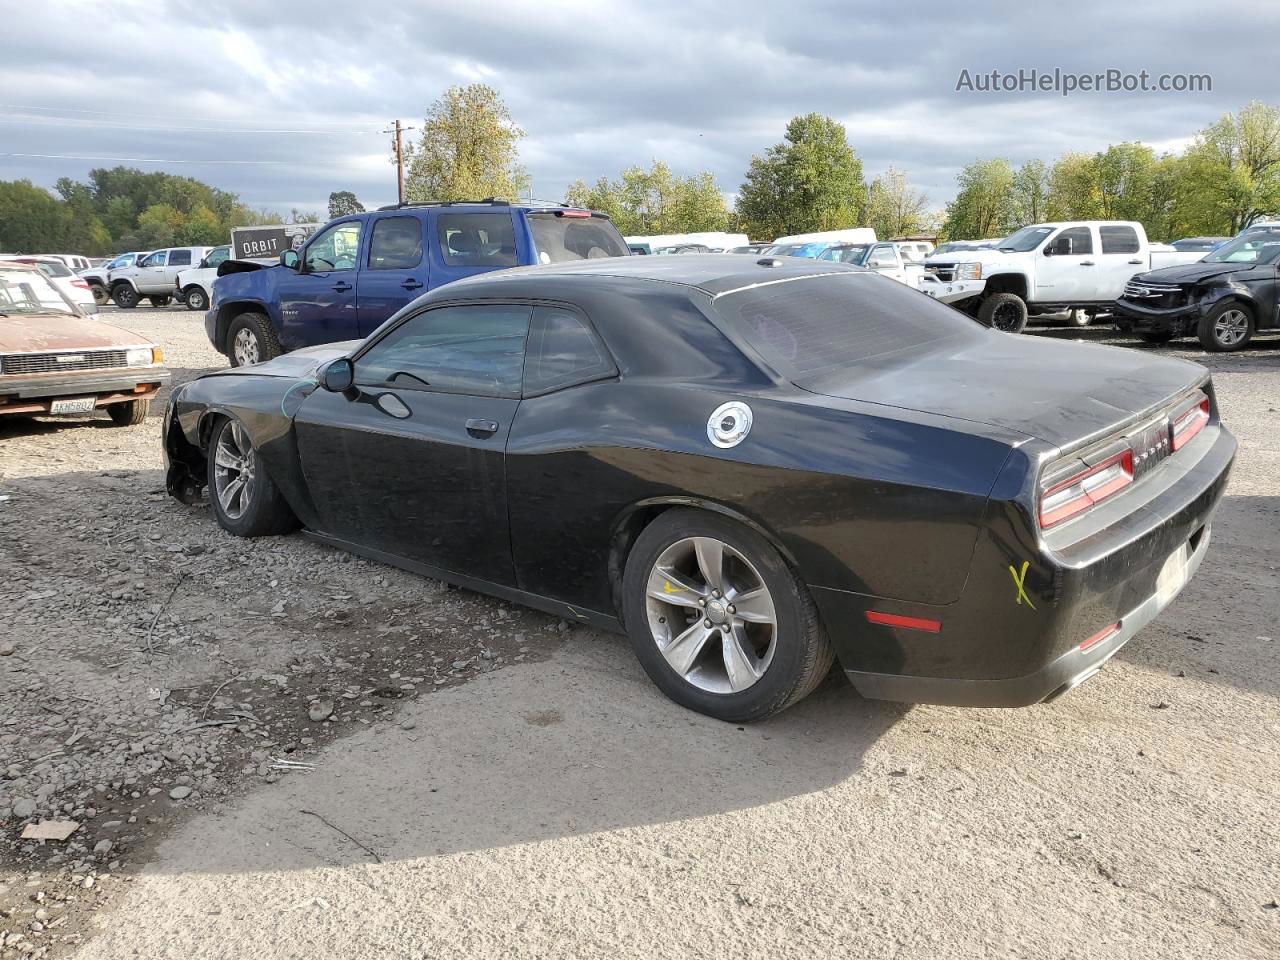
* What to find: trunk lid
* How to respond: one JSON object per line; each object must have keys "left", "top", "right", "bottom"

{"left": 803, "top": 334, "right": 1205, "bottom": 448}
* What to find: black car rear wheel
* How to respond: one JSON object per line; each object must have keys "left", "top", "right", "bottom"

{"left": 206, "top": 417, "right": 298, "bottom": 537}
{"left": 622, "top": 509, "right": 834, "bottom": 722}
{"left": 1198, "top": 302, "right": 1254, "bottom": 352}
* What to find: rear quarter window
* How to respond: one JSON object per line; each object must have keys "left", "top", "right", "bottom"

{"left": 528, "top": 214, "right": 629, "bottom": 263}
{"left": 712, "top": 273, "right": 987, "bottom": 388}
{"left": 437, "top": 213, "right": 517, "bottom": 267}
{"left": 1100, "top": 225, "right": 1141, "bottom": 254}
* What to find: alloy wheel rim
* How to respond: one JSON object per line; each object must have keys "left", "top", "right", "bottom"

{"left": 190, "top": 291, "right": 205, "bottom": 309}
{"left": 644, "top": 536, "right": 777, "bottom": 694}
{"left": 213, "top": 421, "right": 255, "bottom": 520}
{"left": 1214, "top": 309, "right": 1248, "bottom": 346}
{"left": 233, "top": 328, "right": 260, "bottom": 366}
{"left": 992, "top": 303, "right": 1022, "bottom": 332}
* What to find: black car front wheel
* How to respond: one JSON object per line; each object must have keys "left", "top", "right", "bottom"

{"left": 206, "top": 417, "right": 298, "bottom": 538}
{"left": 978, "top": 293, "right": 1028, "bottom": 334}
{"left": 1198, "top": 302, "right": 1254, "bottom": 352}
{"left": 623, "top": 509, "right": 834, "bottom": 722}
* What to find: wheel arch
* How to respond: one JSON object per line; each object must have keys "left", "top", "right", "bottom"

{"left": 982, "top": 272, "right": 1029, "bottom": 299}
{"left": 606, "top": 496, "right": 803, "bottom": 628}
{"left": 215, "top": 300, "right": 274, "bottom": 351}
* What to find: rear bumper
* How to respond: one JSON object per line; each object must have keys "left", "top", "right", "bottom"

{"left": 844, "top": 525, "right": 1211, "bottom": 707}
{"left": 814, "top": 423, "right": 1235, "bottom": 707}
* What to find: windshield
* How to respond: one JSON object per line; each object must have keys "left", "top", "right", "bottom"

{"left": 1203, "top": 234, "right": 1280, "bottom": 265}
{"left": 998, "top": 226, "right": 1055, "bottom": 252}
{"left": 0, "top": 270, "right": 77, "bottom": 315}
{"left": 819, "top": 244, "right": 871, "bottom": 265}
{"left": 528, "top": 213, "right": 629, "bottom": 263}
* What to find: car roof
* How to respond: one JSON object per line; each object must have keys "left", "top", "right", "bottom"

{"left": 444, "top": 252, "right": 861, "bottom": 298}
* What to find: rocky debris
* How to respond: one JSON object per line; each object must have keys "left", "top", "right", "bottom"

{"left": 307, "top": 700, "right": 334, "bottom": 723}
{"left": 167, "top": 786, "right": 191, "bottom": 801}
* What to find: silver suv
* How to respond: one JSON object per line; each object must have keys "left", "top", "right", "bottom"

{"left": 109, "top": 246, "right": 211, "bottom": 309}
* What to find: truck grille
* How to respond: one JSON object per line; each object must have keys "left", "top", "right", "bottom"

{"left": 1121, "top": 281, "right": 1186, "bottom": 308}
{"left": 1, "top": 349, "right": 128, "bottom": 375}
{"left": 924, "top": 262, "right": 957, "bottom": 282}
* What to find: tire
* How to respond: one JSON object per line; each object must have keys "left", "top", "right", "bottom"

{"left": 978, "top": 292, "right": 1028, "bottom": 334}
{"left": 112, "top": 284, "right": 139, "bottom": 309}
{"left": 1197, "top": 301, "right": 1254, "bottom": 352}
{"left": 1139, "top": 331, "right": 1175, "bottom": 345}
{"left": 226, "top": 312, "right": 282, "bottom": 367}
{"left": 148, "top": 295, "right": 172, "bottom": 307}
{"left": 205, "top": 417, "right": 298, "bottom": 537}
{"left": 183, "top": 286, "right": 208, "bottom": 311}
{"left": 107, "top": 399, "right": 149, "bottom": 426}
{"left": 622, "top": 509, "right": 835, "bottom": 723}
{"left": 90, "top": 283, "right": 110, "bottom": 306}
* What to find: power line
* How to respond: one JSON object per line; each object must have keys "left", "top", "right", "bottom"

{"left": 1, "top": 152, "right": 288, "bottom": 165}
{"left": 0, "top": 115, "right": 377, "bottom": 136}
{"left": 0, "top": 102, "right": 376, "bottom": 128}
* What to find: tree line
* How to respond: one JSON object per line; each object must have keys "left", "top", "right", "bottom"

{"left": 2, "top": 85, "right": 1277, "bottom": 255}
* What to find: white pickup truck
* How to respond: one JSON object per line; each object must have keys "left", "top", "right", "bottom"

{"left": 917, "top": 221, "right": 1203, "bottom": 332}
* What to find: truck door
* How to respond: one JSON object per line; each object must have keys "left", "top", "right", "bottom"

{"left": 164, "top": 249, "right": 194, "bottom": 293}
{"left": 355, "top": 213, "right": 429, "bottom": 338}
{"left": 134, "top": 250, "right": 169, "bottom": 294}
{"left": 427, "top": 210, "right": 521, "bottom": 289}
{"left": 1096, "top": 225, "right": 1147, "bottom": 299}
{"left": 275, "top": 219, "right": 363, "bottom": 350}
{"left": 1033, "top": 226, "right": 1095, "bottom": 303}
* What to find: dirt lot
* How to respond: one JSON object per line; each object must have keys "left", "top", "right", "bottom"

{"left": 1, "top": 307, "right": 1278, "bottom": 959}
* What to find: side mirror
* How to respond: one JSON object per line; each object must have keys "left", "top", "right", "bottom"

{"left": 1046, "top": 236, "right": 1073, "bottom": 256}
{"left": 320, "top": 357, "right": 354, "bottom": 393}
{"left": 280, "top": 249, "right": 301, "bottom": 270}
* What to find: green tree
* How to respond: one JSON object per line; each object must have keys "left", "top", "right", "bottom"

{"left": 736, "top": 113, "right": 867, "bottom": 239}
{"left": 567, "top": 162, "right": 729, "bottom": 235}
{"left": 1175, "top": 101, "right": 1280, "bottom": 233}
{"left": 864, "top": 167, "right": 929, "bottom": 239}
{"left": 1094, "top": 142, "right": 1158, "bottom": 221}
{"left": 1046, "top": 153, "right": 1102, "bottom": 221}
{"left": 328, "top": 191, "right": 365, "bottom": 219}
{"left": 0, "top": 180, "right": 67, "bottom": 252}
{"left": 403, "top": 84, "right": 530, "bottom": 202}
{"left": 180, "top": 204, "right": 226, "bottom": 245}
{"left": 1012, "top": 160, "right": 1051, "bottom": 225}
{"left": 941, "top": 158, "right": 1017, "bottom": 240}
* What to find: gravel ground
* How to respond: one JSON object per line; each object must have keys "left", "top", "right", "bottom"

{"left": 1, "top": 307, "right": 1278, "bottom": 959}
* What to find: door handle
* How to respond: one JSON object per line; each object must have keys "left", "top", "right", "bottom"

{"left": 333, "top": 281, "right": 353, "bottom": 292}
{"left": 1079, "top": 261, "right": 1095, "bottom": 266}
{"left": 1128, "top": 258, "right": 1144, "bottom": 264}
{"left": 400, "top": 278, "right": 424, "bottom": 290}
{"left": 465, "top": 418, "right": 499, "bottom": 438}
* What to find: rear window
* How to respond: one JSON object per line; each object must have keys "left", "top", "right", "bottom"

{"left": 713, "top": 273, "right": 986, "bottom": 387}
{"left": 23, "top": 260, "right": 72, "bottom": 278}
{"left": 437, "top": 213, "right": 517, "bottom": 267}
{"left": 529, "top": 213, "right": 629, "bottom": 263}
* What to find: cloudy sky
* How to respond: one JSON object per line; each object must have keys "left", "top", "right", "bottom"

{"left": 1, "top": 0, "right": 1273, "bottom": 218}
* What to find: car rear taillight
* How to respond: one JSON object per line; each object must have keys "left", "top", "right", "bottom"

{"left": 556, "top": 209, "right": 592, "bottom": 218}
{"left": 71, "top": 279, "right": 89, "bottom": 289}
{"left": 1170, "top": 393, "right": 1210, "bottom": 451}
{"left": 1039, "top": 451, "right": 1134, "bottom": 528}
{"left": 1079, "top": 622, "right": 1120, "bottom": 652}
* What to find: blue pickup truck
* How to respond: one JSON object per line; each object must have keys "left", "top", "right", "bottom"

{"left": 206, "top": 201, "right": 630, "bottom": 366}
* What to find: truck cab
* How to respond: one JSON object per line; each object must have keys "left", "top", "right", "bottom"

{"left": 919, "top": 221, "right": 1202, "bottom": 332}
{"left": 206, "top": 201, "right": 630, "bottom": 366}
{"left": 110, "top": 246, "right": 212, "bottom": 309}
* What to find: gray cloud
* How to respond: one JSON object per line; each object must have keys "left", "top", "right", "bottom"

{"left": 0, "top": 0, "right": 1271, "bottom": 220}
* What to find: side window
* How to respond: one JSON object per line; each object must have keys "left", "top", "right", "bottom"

{"left": 305, "top": 221, "right": 362, "bottom": 272}
{"left": 140, "top": 251, "right": 167, "bottom": 267}
{"left": 1055, "top": 227, "right": 1093, "bottom": 256}
{"left": 869, "top": 244, "right": 898, "bottom": 265}
{"left": 354, "top": 304, "right": 530, "bottom": 398}
{"left": 523, "top": 305, "right": 617, "bottom": 396}
{"left": 169, "top": 249, "right": 192, "bottom": 266}
{"left": 1100, "top": 225, "right": 1140, "bottom": 254}
{"left": 368, "top": 216, "right": 423, "bottom": 270}
{"left": 205, "top": 247, "right": 230, "bottom": 268}
{"left": 437, "top": 213, "right": 517, "bottom": 267}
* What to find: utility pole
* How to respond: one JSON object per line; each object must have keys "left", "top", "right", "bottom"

{"left": 382, "top": 119, "right": 414, "bottom": 206}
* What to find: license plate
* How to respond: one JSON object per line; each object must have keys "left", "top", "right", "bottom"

{"left": 49, "top": 397, "right": 97, "bottom": 415}
{"left": 1155, "top": 542, "right": 1191, "bottom": 607}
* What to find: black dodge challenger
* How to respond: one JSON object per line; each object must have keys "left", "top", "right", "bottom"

{"left": 164, "top": 256, "right": 1236, "bottom": 722}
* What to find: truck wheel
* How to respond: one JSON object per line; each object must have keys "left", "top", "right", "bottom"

{"left": 1068, "top": 309, "right": 1092, "bottom": 327}
{"left": 90, "top": 283, "right": 110, "bottom": 306}
{"left": 1198, "top": 302, "right": 1254, "bottom": 352}
{"left": 978, "top": 293, "right": 1028, "bottom": 334}
{"left": 112, "top": 284, "right": 139, "bottom": 309}
{"left": 148, "top": 295, "right": 172, "bottom": 308}
{"left": 1138, "top": 332, "right": 1175, "bottom": 345}
{"left": 226, "top": 312, "right": 282, "bottom": 367}
{"left": 107, "top": 399, "right": 150, "bottom": 426}
{"left": 184, "top": 286, "right": 208, "bottom": 311}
